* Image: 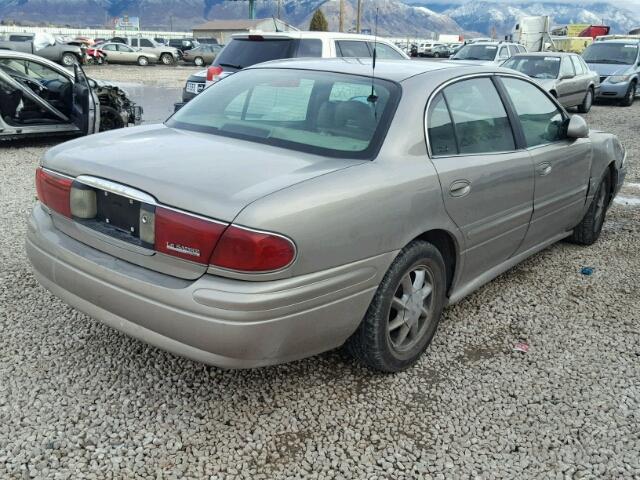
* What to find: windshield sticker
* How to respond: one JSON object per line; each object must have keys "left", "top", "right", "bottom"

{"left": 624, "top": 45, "right": 637, "bottom": 48}
{"left": 486, "top": 46, "right": 497, "bottom": 50}
{"left": 545, "top": 57, "right": 561, "bottom": 61}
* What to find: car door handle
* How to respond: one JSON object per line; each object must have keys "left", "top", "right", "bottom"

{"left": 449, "top": 180, "right": 471, "bottom": 197}
{"left": 537, "top": 162, "right": 552, "bottom": 176}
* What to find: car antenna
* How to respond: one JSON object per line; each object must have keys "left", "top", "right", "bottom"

{"left": 367, "top": 8, "right": 379, "bottom": 105}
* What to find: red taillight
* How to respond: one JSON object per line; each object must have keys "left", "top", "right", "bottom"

{"left": 154, "top": 207, "right": 226, "bottom": 264}
{"left": 210, "top": 226, "right": 296, "bottom": 272}
{"left": 206, "top": 65, "right": 223, "bottom": 82}
{"left": 35, "top": 167, "right": 72, "bottom": 217}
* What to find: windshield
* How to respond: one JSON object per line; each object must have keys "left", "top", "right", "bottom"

{"left": 452, "top": 44, "right": 497, "bottom": 61}
{"left": 212, "top": 38, "right": 296, "bottom": 70}
{"left": 167, "top": 69, "right": 400, "bottom": 159}
{"left": 583, "top": 43, "right": 639, "bottom": 65}
{"left": 502, "top": 56, "right": 560, "bottom": 79}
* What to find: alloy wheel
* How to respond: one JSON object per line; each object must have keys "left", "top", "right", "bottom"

{"left": 387, "top": 265, "right": 435, "bottom": 352}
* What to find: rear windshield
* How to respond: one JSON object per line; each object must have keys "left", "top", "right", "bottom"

{"left": 452, "top": 44, "right": 497, "bottom": 61}
{"left": 583, "top": 43, "right": 639, "bottom": 65}
{"left": 503, "top": 55, "right": 560, "bottom": 79}
{"left": 213, "top": 38, "right": 297, "bottom": 70}
{"left": 167, "top": 69, "right": 400, "bottom": 159}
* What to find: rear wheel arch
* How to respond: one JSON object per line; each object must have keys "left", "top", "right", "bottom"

{"left": 412, "top": 229, "right": 458, "bottom": 296}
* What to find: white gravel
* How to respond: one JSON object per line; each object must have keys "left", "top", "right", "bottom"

{"left": 1, "top": 95, "right": 639, "bottom": 478}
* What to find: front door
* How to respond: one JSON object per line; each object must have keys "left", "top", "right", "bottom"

{"left": 498, "top": 76, "right": 591, "bottom": 252}
{"left": 426, "top": 77, "right": 534, "bottom": 283}
{"left": 71, "top": 64, "right": 98, "bottom": 135}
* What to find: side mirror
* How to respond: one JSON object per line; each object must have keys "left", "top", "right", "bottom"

{"left": 567, "top": 115, "right": 589, "bottom": 139}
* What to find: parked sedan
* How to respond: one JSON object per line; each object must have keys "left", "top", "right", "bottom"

{"left": 182, "top": 44, "right": 223, "bottom": 66}
{"left": 27, "top": 59, "right": 626, "bottom": 372}
{"left": 425, "top": 44, "right": 452, "bottom": 58}
{"left": 97, "top": 42, "right": 159, "bottom": 66}
{"left": 502, "top": 52, "right": 599, "bottom": 112}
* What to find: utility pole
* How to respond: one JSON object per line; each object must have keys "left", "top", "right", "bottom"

{"left": 356, "top": 0, "right": 362, "bottom": 33}
{"left": 339, "top": 0, "right": 344, "bottom": 32}
{"left": 249, "top": 0, "right": 256, "bottom": 19}
{"left": 277, "top": 0, "right": 281, "bottom": 19}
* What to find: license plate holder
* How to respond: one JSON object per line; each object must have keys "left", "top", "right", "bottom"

{"left": 96, "top": 190, "right": 141, "bottom": 237}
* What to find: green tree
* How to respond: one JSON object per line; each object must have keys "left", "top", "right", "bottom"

{"left": 309, "top": 9, "right": 329, "bottom": 31}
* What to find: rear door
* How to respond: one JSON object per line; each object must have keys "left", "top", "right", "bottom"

{"left": 556, "top": 56, "right": 580, "bottom": 105}
{"left": 71, "top": 64, "right": 98, "bottom": 135}
{"left": 426, "top": 77, "right": 534, "bottom": 283}
{"left": 498, "top": 76, "right": 591, "bottom": 252}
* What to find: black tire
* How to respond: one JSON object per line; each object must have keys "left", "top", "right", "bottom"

{"left": 569, "top": 172, "right": 611, "bottom": 245}
{"left": 160, "top": 53, "right": 174, "bottom": 65}
{"left": 99, "top": 106, "right": 125, "bottom": 132}
{"left": 61, "top": 53, "right": 77, "bottom": 66}
{"left": 137, "top": 56, "right": 149, "bottom": 67}
{"left": 194, "top": 56, "right": 204, "bottom": 66}
{"left": 346, "top": 240, "right": 447, "bottom": 372}
{"left": 577, "top": 87, "right": 594, "bottom": 114}
{"left": 621, "top": 81, "right": 636, "bottom": 107}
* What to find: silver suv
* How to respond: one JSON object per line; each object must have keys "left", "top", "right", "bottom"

{"left": 451, "top": 41, "right": 527, "bottom": 65}
{"left": 110, "top": 36, "right": 180, "bottom": 65}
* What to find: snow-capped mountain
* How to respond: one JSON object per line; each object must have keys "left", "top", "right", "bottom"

{"left": 0, "top": 0, "right": 462, "bottom": 36}
{"left": 432, "top": 1, "right": 640, "bottom": 36}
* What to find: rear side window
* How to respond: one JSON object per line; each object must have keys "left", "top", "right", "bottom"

{"left": 296, "top": 39, "right": 322, "bottom": 57}
{"left": 336, "top": 40, "right": 371, "bottom": 57}
{"left": 427, "top": 93, "right": 458, "bottom": 156}
{"left": 140, "top": 39, "right": 154, "bottom": 48}
{"left": 371, "top": 43, "right": 405, "bottom": 59}
{"left": 442, "top": 78, "right": 515, "bottom": 154}
{"left": 130, "top": 39, "right": 138, "bottom": 47}
{"left": 498, "top": 46, "right": 509, "bottom": 60}
{"left": 213, "top": 39, "right": 296, "bottom": 69}
{"left": 500, "top": 77, "right": 566, "bottom": 147}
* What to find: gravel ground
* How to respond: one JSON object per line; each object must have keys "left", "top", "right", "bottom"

{"left": 84, "top": 64, "right": 202, "bottom": 89}
{"left": 1, "top": 96, "right": 639, "bottom": 478}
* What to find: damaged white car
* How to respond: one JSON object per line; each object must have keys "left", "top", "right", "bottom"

{"left": 0, "top": 50, "right": 142, "bottom": 141}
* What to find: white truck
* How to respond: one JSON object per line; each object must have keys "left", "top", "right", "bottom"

{"left": 513, "top": 16, "right": 554, "bottom": 52}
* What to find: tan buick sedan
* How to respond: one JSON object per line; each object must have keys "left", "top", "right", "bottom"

{"left": 27, "top": 59, "right": 626, "bottom": 372}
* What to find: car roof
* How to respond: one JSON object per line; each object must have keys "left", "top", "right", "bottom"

{"left": 231, "top": 31, "right": 400, "bottom": 43}
{"left": 596, "top": 39, "right": 640, "bottom": 44}
{"left": 249, "top": 57, "right": 516, "bottom": 82}
{"left": 510, "top": 52, "right": 577, "bottom": 57}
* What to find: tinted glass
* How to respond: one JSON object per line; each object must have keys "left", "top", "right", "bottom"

{"left": 213, "top": 39, "right": 296, "bottom": 70}
{"left": 427, "top": 93, "right": 458, "bottom": 156}
{"left": 296, "top": 39, "right": 322, "bottom": 57}
{"left": 130, "top": 39, "right": 138, "bottom": 47}
{"left": 336, "top": 40, "right": 371, "bottom": 57}
{"left": 140, "top": 39, "right": 154, "bottom": 48}
{"left": 501, "top": 77, "right": 566, "bottom": 147}
{"left": 498, "top": 46, "right": 509, "bottom": 59}
{"left": 167, "top": 69, "right": 399, "bottom": 159}
{"left": 583, "top": 42, "right": 639, "bottom": 65}
{"left": 443, "top": 78, "right": 514, "bottom": 154}
{"left": 503, "top": 55, "right": 561, "bottom": 79}
{"left": 452, "top": 44, "right": 498, "bottom": 61}
{"left": 559, "top": 57, "right": 575, "bottom": 77}
{"left": 372, "top": 43, "right": 405, "bottom": 59}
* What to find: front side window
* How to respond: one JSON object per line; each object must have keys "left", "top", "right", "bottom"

{"left": 498, "top": 46, "right": 509, "bottom": 60}
{"left": 559, "top": 57, "right": 575, "bottom": 78}
{"left": 140, "top": 39, "right": 154, "bottom": 48}
{"left": 372, "top": 43, "right": 405, "bottom": 59}
{"left": 570, "top": 55, "right": 585, "bottom": 75}
{"left": 167, "top": 69, "right": 399, "bottom": 159}
{"left": 500, "top": 77, "right": 566, "bottom": 148}
{"left": 336, "top": 40, "right": 371, "bottom": 58}
{"left": 296, "top": 39, "right": 322, "bottom": 57}
{"left": 427, "top": 93, "right": 457, "bottom": 156}
{"left": 442, "top": 78, "right": 515, "bottom": 154}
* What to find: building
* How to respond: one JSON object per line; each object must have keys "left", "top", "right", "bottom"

{"left": 192, "top": 18, "right": 297, "bottom": 44}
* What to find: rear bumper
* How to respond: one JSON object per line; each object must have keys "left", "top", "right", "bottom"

{"left": 26, "top": 204, "right": 388, "bottom": 368}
